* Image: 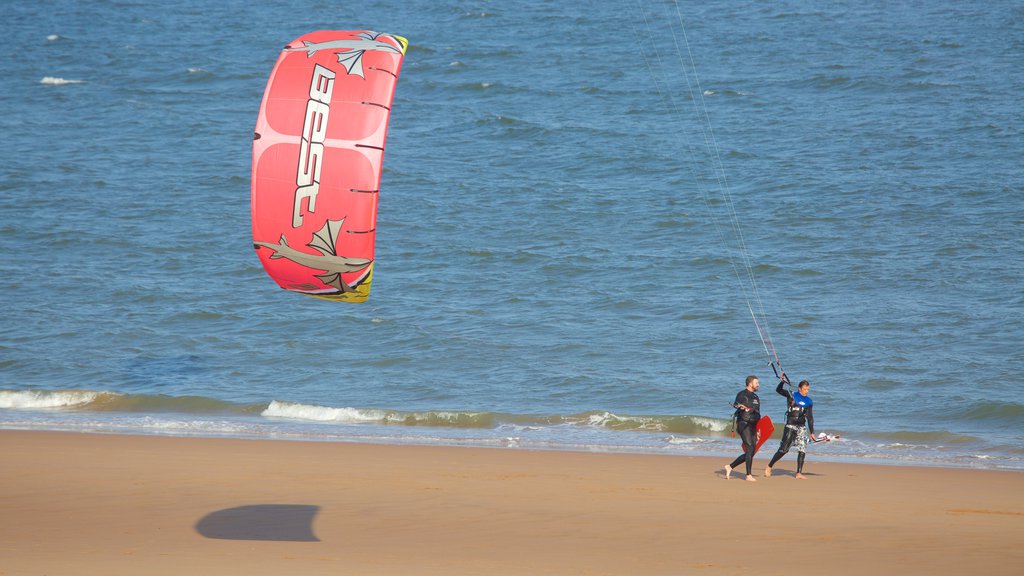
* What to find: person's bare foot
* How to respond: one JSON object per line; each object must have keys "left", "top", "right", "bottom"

{"left": 745, "top": 474, "right": 757, "bottom": 482}
{"left": 795, "top": 473, "right": 807, "bottom": 480}
{"left": 724, "top": 465, "right": 732, "bottom": 480}
{"left": 764, "top": 466, "right": 773, "bottom": 478}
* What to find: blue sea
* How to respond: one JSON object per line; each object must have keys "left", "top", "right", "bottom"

{"left": 2, "top": 0, "right": 1021, "bottom": 469}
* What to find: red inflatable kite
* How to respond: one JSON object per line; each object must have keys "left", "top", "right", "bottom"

{"left": 252, "top": 30, "right": 407, "bottom": 302}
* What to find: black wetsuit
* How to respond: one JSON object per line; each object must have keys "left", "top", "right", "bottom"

{"left": 767, "top": 380, "right": 814, "bottom": 473}
{"left": 728, "top": 388, "right": 761, "bottom": 476}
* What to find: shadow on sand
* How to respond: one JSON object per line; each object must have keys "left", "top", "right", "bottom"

{"left": 715, "top": 467, "right": 825, "bottom": 480}
{"left": 195, "top": 504, "right": 320, "bottom": 542}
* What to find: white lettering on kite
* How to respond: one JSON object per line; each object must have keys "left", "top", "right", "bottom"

{"left": 293, "top": 64, "right": 336, "bottom": 227}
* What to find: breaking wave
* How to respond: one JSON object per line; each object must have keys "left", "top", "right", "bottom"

{"left": 262, "top": 400, "right": 498, "bottom": 428}
{"left": 0, "top": 389, "right": 261, "bottom": 414}
{"left": 0, "top": 389, "right": 102, "bottom": 409}
{"left": 0, "top": 390, "right": 731, "bottom": 435}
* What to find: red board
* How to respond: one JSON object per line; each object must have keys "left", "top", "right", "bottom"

{"left": 741, "top": 416, "right": 775, "bottom": 455}
{"left": 251, "top": 31, "right": 407, "bottom": 302}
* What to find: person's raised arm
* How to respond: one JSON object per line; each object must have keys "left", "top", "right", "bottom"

{"left": 776, "top": 379, "right": 794, "bottom": 403}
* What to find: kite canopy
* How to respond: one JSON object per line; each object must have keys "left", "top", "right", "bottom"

{"left": 251, "top": 30, "right": 408, "bottom": 302}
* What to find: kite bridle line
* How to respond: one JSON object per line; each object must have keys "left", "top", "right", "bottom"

{"left": 631, "top": 0, "right": 784, "bottom": 374}
{"left": 750, "top": 302, "right": 786, "bottom": 385}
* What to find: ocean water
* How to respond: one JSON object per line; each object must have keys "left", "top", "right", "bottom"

{"left": 1, "top": 0, "right": 1021, "bottom": 469}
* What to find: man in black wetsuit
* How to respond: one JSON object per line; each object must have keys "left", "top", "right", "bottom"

{"left": 725, "top": 375, "right": 761, "bottom": 481}
{"left": 765, "top": 377, "right": 814, "bottom": 479}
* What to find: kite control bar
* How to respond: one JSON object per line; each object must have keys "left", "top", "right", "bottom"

{"left": 770, "top": 362, "right": 791, "bottom": 386}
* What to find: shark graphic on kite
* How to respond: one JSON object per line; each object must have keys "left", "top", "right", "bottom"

{"left": 284, "top": 31, "right": 409, "bottom": 78}
{"left": 253, "top": 219, "right": 371, "bottom": 294}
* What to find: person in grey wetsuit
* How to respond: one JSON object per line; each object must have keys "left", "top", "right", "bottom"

{"left": 765, "top": 377, "right": 814, "bottom": 479}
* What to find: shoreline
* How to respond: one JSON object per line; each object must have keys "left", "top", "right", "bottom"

{"left": 2, "top": 417, "right": 1019, "bottom": 472}
{"left": 2, "top": 429, "right": 1022, "bottom": 575}
{"left": 3, "top": 391, "right": 1020, "bottom": 471}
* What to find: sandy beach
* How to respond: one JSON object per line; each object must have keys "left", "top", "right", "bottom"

{"left": 1, "top": 430, "right": 1021, "bottom": 575}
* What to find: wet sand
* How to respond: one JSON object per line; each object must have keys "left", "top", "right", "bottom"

{"left": 1, "top": 430, "right": 1021, "bottom": 575}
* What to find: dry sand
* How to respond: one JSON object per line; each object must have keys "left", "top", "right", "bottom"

{"left": 1, "top": 430, "right": 1021, "bottom": 575}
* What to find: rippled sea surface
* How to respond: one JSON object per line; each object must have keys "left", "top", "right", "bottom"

{"left": 2, "top": 0, "right": 1021, "bottom": 468}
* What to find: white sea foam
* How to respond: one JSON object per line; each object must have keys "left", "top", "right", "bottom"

{"left": 584, "top": 412, "right": 729, "bottom": 434}
{"left": 586, "top": 411, "right": 617, "bottom": 426}
{"left": 691, "top": 416, "right": 729, "bottom": 432}
{"left": 131, "top": 417, "right": 259, "bottom": 435}
{"left": 666, "top": 435, "right": 710, "bottom": 445}
{"left": 40, "top": 76, "right": 85, "bottom": 86}
{"left": 0, "top": 390, "right": 102, "bottom": 409}
{"left": 262, "top": 400, "right": 386, "bottom": 423}
{"left": 583, "top": 411, "right": 649, "bottom": 429}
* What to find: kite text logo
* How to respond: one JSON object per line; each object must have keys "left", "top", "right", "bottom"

{"left": 293, "top": 64, "right": 336, "bottom": 228}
